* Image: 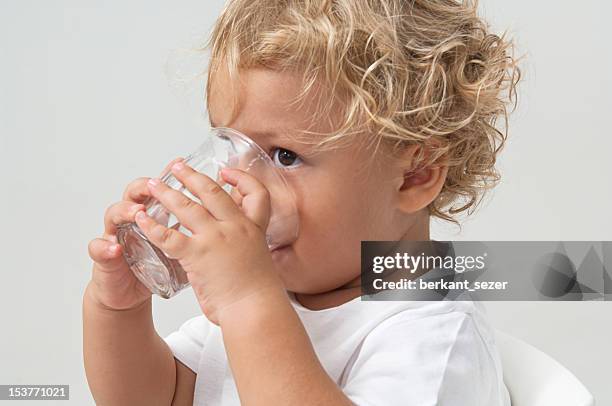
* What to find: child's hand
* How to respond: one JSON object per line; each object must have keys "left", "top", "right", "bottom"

{"left": 86, "top": 158, "right": 184, "bottom": 311}
{"left": 133, "top": 161, "right": 283, "bottom": 325}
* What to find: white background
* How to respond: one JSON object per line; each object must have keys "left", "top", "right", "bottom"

{"left": 0, "top": 0, "right": 610, "bottom": 404}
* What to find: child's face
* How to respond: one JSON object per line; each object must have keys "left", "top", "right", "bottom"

{"left": 208, "top": 67, "right": 424, "bottom": 295}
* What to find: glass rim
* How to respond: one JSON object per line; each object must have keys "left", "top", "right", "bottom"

{"left": 210, "top": 125, "right": 271, "bottom": 161}
{"left": 205, "top": 125, "right": 299, "bottom": 205}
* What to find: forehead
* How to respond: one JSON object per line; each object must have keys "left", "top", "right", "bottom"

{"left": 207, "top": 67, "right": 334, "bottom": 142}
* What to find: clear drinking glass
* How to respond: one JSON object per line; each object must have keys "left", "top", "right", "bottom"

{"left": 116, "top": 127, "right": 299, "bottom": 299}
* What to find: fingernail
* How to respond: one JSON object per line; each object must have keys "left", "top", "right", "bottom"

{"left": 172, "top": 162, "right": 185, "bottom": 172}
{"left": 220, "top": 168, "right": 235, "bottom": 178}
{"left": 130, "top": 204, "right": 143, "bottom": 215}
{"left": 135, "top": 211, "right": 146, "bottom": 221}
{"left": 148, "top": 178, "right": 160, "bottom": 187}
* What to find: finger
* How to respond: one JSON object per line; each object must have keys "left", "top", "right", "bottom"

{"left": 88, "top": 238, "right": 127, "bottom": 271}
{"left": 170, "top": 161, "right": 242, "bottom": 221}
{"left": 104, "top": 201, "right": 146, "bottom": 237}
{"left": 219, "top": 168, "right": 271, "bottom": 231}
{"left": 215, "top": 171, "right": 244, "bottom": 208}
{"left": 121, "top": 158, "right": 184, "bottom": 203}
{"left": 229, "top": 187, "right": 244, "bottom": 208}
{"left": 146, "top": 178, "right": 213, "bottom": 233}
{"left": 134, "top": 210, "right": 191, "bottom": 259}
{"left": 122, "top": 177, "right": 153, "bottom": 203}
{"left": 159, "top": 157, "right": 185, "bottom": 178}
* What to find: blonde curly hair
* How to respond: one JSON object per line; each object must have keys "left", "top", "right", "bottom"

{"left": 201, "top": 0, "right": 523, "bottom": 226}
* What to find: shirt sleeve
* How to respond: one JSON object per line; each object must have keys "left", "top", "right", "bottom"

{"left": 341, "top": 310, "right": 500, "bottom": 406}
{"left": 162, "top": 314, "right": 212, "bottom": 373}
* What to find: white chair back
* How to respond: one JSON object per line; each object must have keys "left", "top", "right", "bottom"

{"left": 495, "top": 330, "right": 595, "bottom": 406}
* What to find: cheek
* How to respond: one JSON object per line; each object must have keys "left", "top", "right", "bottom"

{"left": 296, "top": 182, "right": 377, "bottom": 241}
{"left": 288, "top": 164, "right": 395, "bottom": 250}
{"left": 282, "top": 174, "right": 392, "bottom": 291}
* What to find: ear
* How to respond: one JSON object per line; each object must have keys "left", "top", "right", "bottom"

{"left": 394, "top": 143, "right": 449, "bottom": 214}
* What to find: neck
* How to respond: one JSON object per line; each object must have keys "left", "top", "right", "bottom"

{"left": 294, "top": 214, "right": 430, "bottom": 310}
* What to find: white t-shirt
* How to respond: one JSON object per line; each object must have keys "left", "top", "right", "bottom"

{"left": 163, "top": 292, "right": 511, "bottom": 406}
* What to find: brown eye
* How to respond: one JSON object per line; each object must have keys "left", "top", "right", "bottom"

{"left": 272, "top": 148, "right": 302, "bottom": 168}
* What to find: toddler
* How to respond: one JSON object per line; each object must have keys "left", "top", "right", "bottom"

{"left": 83, "top": 0, "right": 521, "bottom": 404}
